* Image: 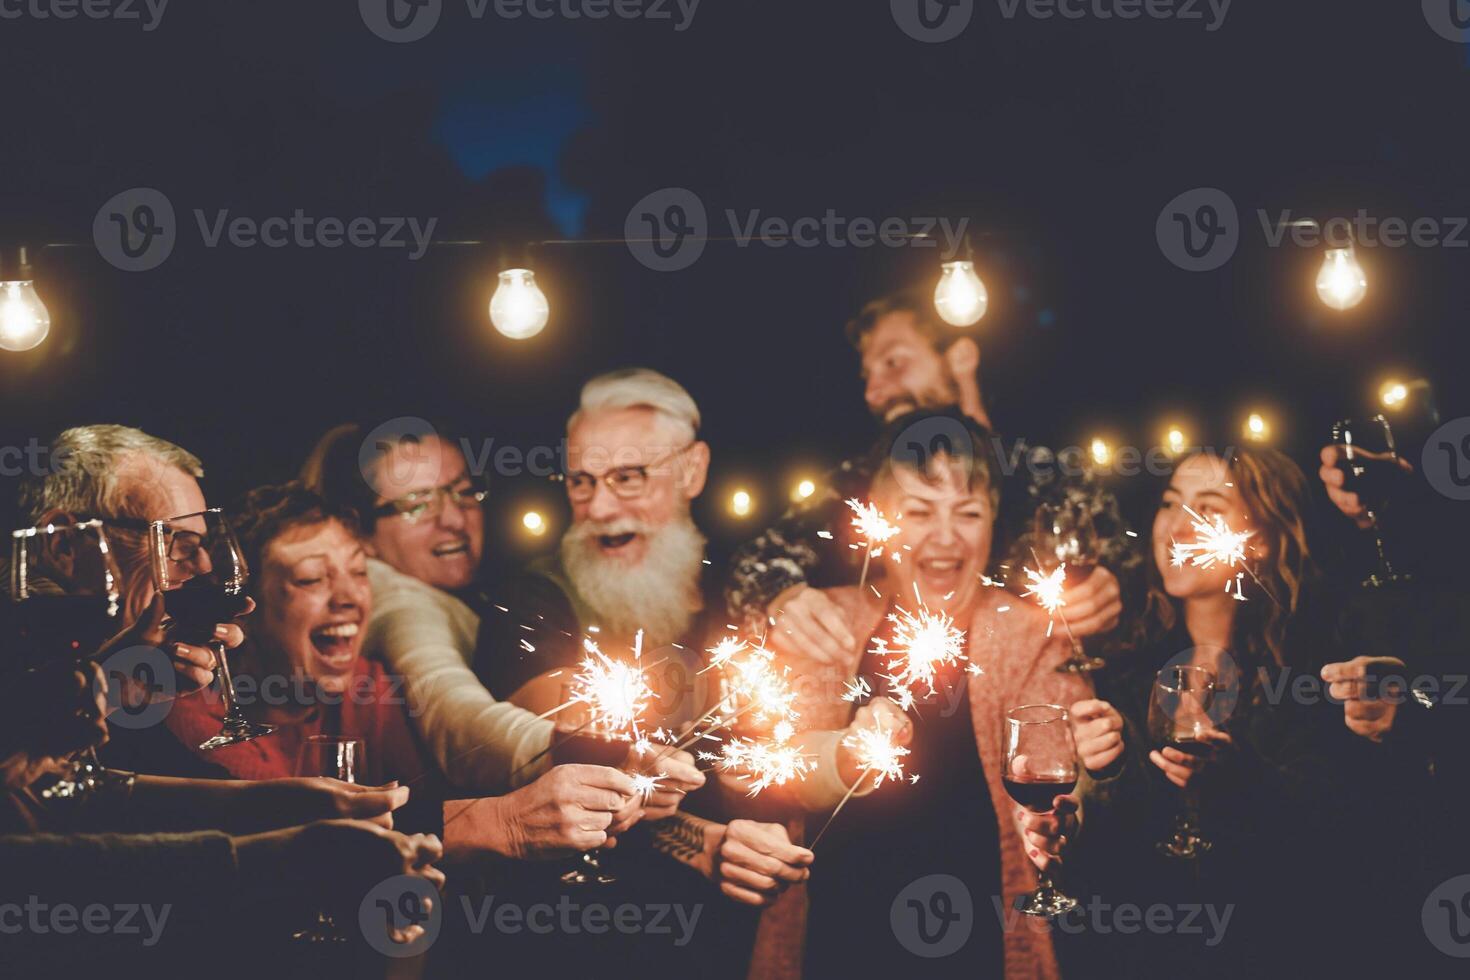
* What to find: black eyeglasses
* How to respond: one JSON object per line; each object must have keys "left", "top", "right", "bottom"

{"left": 372, "top": 480, "right": 488, "bottom": 524}
{"left": 558, "top": 444, "right": 692, "bottom": 503}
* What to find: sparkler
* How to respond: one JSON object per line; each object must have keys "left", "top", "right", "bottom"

{"left": 870, "top": 603, "right": 967, "bottom": 707}
{"left": 1168, "top": 504, "right": 1279, "bottom": 605}
{"left": 846, "top": 498, "right": 900, "bottom": 591}
{"left": 809, "top": 723, "right": 911, "bottom": 847}
{"left": 699, "top": 731, "right": 815, "bottom": 796}
{"left": 1021, "top": 557, "right": 1087, "bottom": 657}
{"left": 569, "top": 638, "right": 656, "bottom": 742}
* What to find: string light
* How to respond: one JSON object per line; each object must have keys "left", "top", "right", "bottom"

{"left": 731, "top": 489, "right": 753, "bottom": 517}
{"left": 793, "top": 478, "right": 816, "bottom": 501}
{"left": 1316, "top": 246, "right": 1367, "bottom": 310}
{"left": 934, "top": 260, "right": 988, "bottom": 327}
{"left": 1164, "top": 426, "right": 1187, "bottom": 456}
{"left": 489, "top": 268, "right": 549, "bottom": 339}
{"left": 522, "top": 510, "right": 547, "bottom": 536}
{"left": 1244, "top": 413, "right": 1269, "bottom": 442}
{"left": 1089, "top": 437, "right": 1111, "bottom": 467}
{"left": 0, "top": 248, "right": 50, "bottom": 352}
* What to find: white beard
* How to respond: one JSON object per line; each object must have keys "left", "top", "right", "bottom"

{"left": 560, "top": 513, "right": 707, "bottom": 648}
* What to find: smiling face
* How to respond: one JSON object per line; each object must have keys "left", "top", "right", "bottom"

{"left": 563, "top": 406, "right": 709, "bottom": 569}
{"left": 861, "top": 313, "right": 960, "bottom": 422}
{"left": 254, "top": 517, "right": 371, "bottom": 695}
{"left": 872, "top": 456, "right": 994, "bottom": 619}
{"left": 1154, "top": 453, "right": 1266, "bottom": 600}
{"left": 367, "top": 435, "right": 483, "bottom": 591}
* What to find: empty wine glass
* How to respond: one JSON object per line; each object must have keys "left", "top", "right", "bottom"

{"left": 1033, "top": 501, "right": 1106, "bottom": 673}
{"left": 1003, "top": 703, "right": 1080, "bottom": 917}
{"left": 149, "top": 509, "right": 273, "bottom": 750}
{"left": 1330, "top": 416, "right": 1406, "bottom": 588}
{"left": 1147, "top": 664, "right": 1217, "bottom": 859}
{"left": 293, "top": 735, "right": 366, "bottom": 943}
{"left": 8, "top": 520, "right": 124, "bottom": 799}
{"left": 554, "top": 682, "right": 627, "bottom": 885}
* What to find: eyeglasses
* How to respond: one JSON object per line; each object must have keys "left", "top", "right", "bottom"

{"left": 559, "top": 444, "right": 691, "bottom": 503}
{"left": 372, "top": 481, "right": 488, "bottom": 524}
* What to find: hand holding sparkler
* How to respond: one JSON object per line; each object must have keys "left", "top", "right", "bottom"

{"left": 712, "top": 819, "right": 814, "bottom": 907}
{"left": 810, "top": 713, "right": 912, "bottom": 848}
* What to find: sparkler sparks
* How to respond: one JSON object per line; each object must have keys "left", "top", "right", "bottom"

{"left": 1021, "top": 563, "right": 1068, "bottom": 616}
{"left": 630, "top": 773, "right": 665, "bottom": 800}
{"left": 570, "top": 639, "right": 655, "bottom": 740}
{"left": 871, "top": 604, "right": 967, "bottom": 705}
{"left": 1170, "top": 505, "right": 1254, "bottom": 572}
{"left": 701, "top": 735, "right": 816, "bottom": 796}
{"left": 840, "top": 723, "right": 910, "bottom": 790}
{"left": 846, "top": 498, "right": 900, "bottom": 547}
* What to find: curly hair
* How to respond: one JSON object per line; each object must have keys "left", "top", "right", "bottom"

{"left": 1136, "top": 447, "right": 1318, "bottom": 669}
{"left": 227, "top": 482, "right": 361, "bottom": 585}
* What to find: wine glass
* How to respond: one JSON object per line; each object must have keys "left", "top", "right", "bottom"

{"left": 554, "top": 682, "right": 627, "bottom": 885}
{"left": 1330, "top": 416, "right": 1406, "bottom": 588}
{"left": 7, "top": 520, "right": 124, "bottom": 799}
{"left": 1147, "top": 664, "right": 1217, "bottom": 859}
{"left": 1003, "top": 703, "right": 1080, "bottom": 917}
{"left": 293, "top": 735, "right": 366, "bottom": 943}
{"left": 148, "top": 508, "right": 274, "bottom": 750}
{"left": 1033, "top": 501, "right": 1106, "bottom": 673}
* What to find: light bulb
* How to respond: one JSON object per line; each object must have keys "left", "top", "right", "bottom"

{"left": 1090, "top": 438, "right": 1111, "bottom": 467}
{"left": 1245, "top": 413, "right": 1269, "bottom": 441}
{"left": 0, "top": 280, "right": 50, "bottom": 352}
{"left": 731, "top": 490, "right": 752, "bottom": 517}
{"left": 934, "top": 260, "right": 988, "bottom": 327}
{"left": 794, "top": 479, "right": 815, "bottom": 501}
{"left": 1380, "top": 381, "right": 1408, "bottom": 408}
{"left": 1315, "top": 247, "right": 1366, "bottom": 310}
{"left": 1165, "top": 427, "right": 1187, "bottom": 455}
{"left": 489, "top": 268, "right": 549, "bottom": 339}
{"left": 522, "top": 511, "right": 547, "bottom": 536}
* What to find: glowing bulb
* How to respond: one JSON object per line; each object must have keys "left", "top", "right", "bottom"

{"left": 522, "top": 510, "right": 546, "bottom": 535}
{"left": 1315, "top": 247, "right": 1366, "bottom": 310}
{"left": 934, "top": 260, "right": 988, "bottom": 327}
{"left": 1165, "top": 427, "right": 1187, "bottom": 455}
{"left": 731, "top": 490, "right": 753, "bottom": 517}
{"left": 489, "top": 268, "right": 549, "bottom": 339}
{"left": 1244, "top": 413, "right": 1269, "bottom": 442}
{"left": 1380, "top": 381, "right": 1408, "bottom": 408}
{"left": 1089, "top": 437, "right": 1111, "bottom": 467}
{"left": 794, "top": 479, "right": 815, "bottom": 501}
{"left": 0, "top": 280, "right": 50, "bottom": 352}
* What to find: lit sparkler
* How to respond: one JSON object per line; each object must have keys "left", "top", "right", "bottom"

{"left": 870, "top": 603, "right": 967, "bottom": 706}
{"left": 1169, "top": 504, "right": 1277, "bottom": 604}
{"left": 809, "top": 722, "right": 911, "bottom": 847}
{"left": 846, "top": 498, "right": 900, "bottom": 590}
{"left": 570, "top": 638, "right": 655, "bottom": 741}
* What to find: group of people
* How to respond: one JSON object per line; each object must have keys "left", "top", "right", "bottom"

{"left": 2, "top": 289, "right": 1466, "bottom": 979}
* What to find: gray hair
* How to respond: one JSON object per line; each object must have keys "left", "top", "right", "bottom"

{"left": 568, "top": 368, "right": 701, "bottom": 444}
{"left": 19, "top": 424, "right": 204, "bottom": 523}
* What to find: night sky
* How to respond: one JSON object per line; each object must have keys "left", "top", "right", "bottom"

{"left": 2, "top": 2, "right": 1467, "bottom": 562}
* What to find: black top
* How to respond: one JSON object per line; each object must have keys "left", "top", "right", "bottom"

{"left": 804, "top": 604, "right": 1003, "bottom": 977}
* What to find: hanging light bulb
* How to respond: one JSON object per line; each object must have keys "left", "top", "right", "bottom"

{"left": 489, "top": 268, "right": 549, "bottom": 339}
{"left": 1315, "top": 246, "right": 1366, "bottom": 310}
{"left": 1089, "top": 437, "right": 1112, "bottom": 467}
{"left": 0, "top": 247, "right": 51, "bottom": 352}
{"left": 1244, "top": 413, "right": 1270, "bottom": 442}
{"left": 934, "top": 260, "right": 988, "bottom": 327}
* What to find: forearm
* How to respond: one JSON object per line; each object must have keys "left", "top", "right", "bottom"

{"left": 441, "top": 795, "right": 518, "bottom": 865}
{"left": 647, "top": 810, "right": 718, "bottom": 878}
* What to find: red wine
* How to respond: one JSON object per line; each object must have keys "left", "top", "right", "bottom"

{"left": 1338, "top": 452, "right": 1399, "bottom": 513}
{"left": 1164, "top": 737, "right": 1212, "bottom": 758}
{"left": 557, "top": 732, "right": 631, "bottom": 768}
{"left": 1003, "top": 775, "right": 1077, "bottom": 813}
{"left": 163, "top": 584, "right": 251, "bottom": 644}
{"left": 1, "top": 595, "right": 121, "bottom": 669}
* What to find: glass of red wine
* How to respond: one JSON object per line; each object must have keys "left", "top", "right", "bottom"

{"left": 1003, "top": 703, "right": 1080, "bottom": 917}
{"left": 293, "top": 735, "right": 366, "bottom": 943}
{"left": 7, "top": 520, "right": 125, "bottom": 799}
{"left": 1331, "top": 416, "right": 1406, "bottom": 588}
{"left": 1148, "top": 663, "right": 1217, "bottom": 859}
{"left": 148, "top": 509, "right": 273, "bottom": 750}
{"left": 554, "top": 682, "right": 629, "bottom": 885}
{"left": 1033, "top": 501, "right": 1106, "bottom": 673}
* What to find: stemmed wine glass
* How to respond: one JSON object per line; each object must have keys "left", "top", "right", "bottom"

{"left": 1330, "top": 416, "right": 1406, "bottom": 588}
{"left": 8, "top": 520, "right": 124, "bottom": 799}
{"left": 1003, "top": 703, "right": 1080, "bottom": 917}
{"left": 1148, "top": 664, "right": 1217, "bottom": 859}
{"left": 293, "top": 735, "right": 366, "bottom": 943}
{"left": 1033, "top": 501, "right": 1106, "bottom": 673}
{"left": 148, "top": 508, "right": 273, "bottom": 750}
{"left": 554, "top": 682, "right": 628, "bottom": 885}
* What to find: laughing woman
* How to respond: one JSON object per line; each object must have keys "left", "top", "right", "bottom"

{"left": 103, "top": 483, "right": 435, "bottom": 799}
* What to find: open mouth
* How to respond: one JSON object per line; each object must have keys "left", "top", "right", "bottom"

{"left": 431, "top": 539, "right": 470, "bottom": 559}
{"left": 917, "top": 557, "right": 965, "bottom": 590}
{"left": 309, "top": 622, "right": 360, "bottom": 669}
{"left": 596, "top": 532, "right": 638, "bottom": 552}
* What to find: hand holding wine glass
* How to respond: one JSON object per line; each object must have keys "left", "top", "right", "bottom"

{"left": 1328, "top": 416, "right": 1410, "bottom": 587}
{"left": 1148, "top": 664, "right": 1219, "bottom": 858}
{"left": 1003, "top": 703, "right": 1081, "bottom": 916}
{"left": 148, "top": 508, "right": 273, "bottom": 750}
{"left": 1032, "top": 502, "right": 1108, "bottom": 672}
{"left": 292, "top": 735, "right": 366, "bottom": 943}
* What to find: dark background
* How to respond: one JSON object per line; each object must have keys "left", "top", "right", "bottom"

{"left": 1, "top": 1, "right": 1466, "bottom": 562}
